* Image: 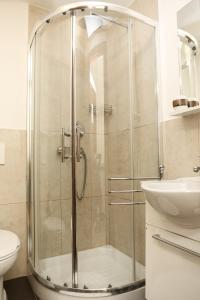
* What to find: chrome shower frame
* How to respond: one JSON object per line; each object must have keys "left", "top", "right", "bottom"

{"left": 27, "top": 1, "right": 160, "bottom": 297}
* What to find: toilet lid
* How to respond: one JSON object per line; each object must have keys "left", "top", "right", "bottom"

{"left": 0, "top": 230, "right": 20, "bottom": 259}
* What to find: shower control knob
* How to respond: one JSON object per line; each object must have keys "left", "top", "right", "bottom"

{"left": 83, "top": 285, "right": 88, "bottom": 289}
{"left": 193, "top": 166, "right": 200, "bottom": 173}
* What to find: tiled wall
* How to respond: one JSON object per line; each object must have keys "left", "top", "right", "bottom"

{"left": 106, "top": 20, "right": 135, "bottom": 259}
{"left": 106, "top": 16, "right": 159, "bottom": 267}
{"left": 0, "top": 129, "right": 27, "bottom": 279}
{"left": 162, "top": 115, "right": 200, "bottom": 179}
{"left": 130, "top": 0, "right": 158, "bottom": 267}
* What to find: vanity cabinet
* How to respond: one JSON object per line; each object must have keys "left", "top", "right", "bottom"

{"left": 146, "top": 225, "right": 200, "bottom": 300}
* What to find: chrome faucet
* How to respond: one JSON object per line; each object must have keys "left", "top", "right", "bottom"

{"left": 193, "top": 166, "right": 200, "bottom": 173}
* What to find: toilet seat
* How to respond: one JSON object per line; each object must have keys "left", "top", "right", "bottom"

{"left": 0, "top": 230, "right": 20, "bottom": 262}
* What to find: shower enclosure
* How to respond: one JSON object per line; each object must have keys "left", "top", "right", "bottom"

{"left": 28, "top": 2, "right": 160, "bottom": 300}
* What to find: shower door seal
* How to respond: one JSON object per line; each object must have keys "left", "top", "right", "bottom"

{"left": 71, "top": 10, "right": 78, "bottom": 289}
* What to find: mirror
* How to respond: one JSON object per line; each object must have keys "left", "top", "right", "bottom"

{"left": 177, "top": 0, "right": 200, "bottom": 100}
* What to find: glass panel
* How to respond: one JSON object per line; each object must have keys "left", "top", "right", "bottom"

{"left": 131, "top": 19, "right": 159, "bottom": 281}
{"left": 28, "top": 36, "right": 36, "bottom": 266}
{"left": 33, "top": 14, "right": 72, "bottom": 286}
{"left": 75, "top": 10, "right": 135, "bottom": 289}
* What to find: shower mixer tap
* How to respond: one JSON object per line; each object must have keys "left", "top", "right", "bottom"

{"left": 57, "top": 128, "right": 71, "bottom": 162}
{"left": 193, "top": 166, "right": 200, "bottom": 173}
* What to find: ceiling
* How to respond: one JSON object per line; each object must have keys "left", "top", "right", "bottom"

{"left": 18, "top": 0, "right": 134, "bottom": 10}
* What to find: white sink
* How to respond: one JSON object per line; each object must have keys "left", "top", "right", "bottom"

{"left": 141, "top": 177, "right": 200, "bottom": 228}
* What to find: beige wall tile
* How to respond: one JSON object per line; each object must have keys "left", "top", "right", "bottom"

{"left": 39, "top": 200, "right": 62, "bottom": 258}
{"left": 39, "top": 132, "right": 61, "bottom": 201}
{"left": 108, "top": 129, "right": 133, "bottom": 178}
{"left": 108, "top": 199, "right": 134, "bottom": 257}
{"left": 106, "top": 27, "right": 130, "bottom": 135}
{"left": 133, "top": 124, "right": 160, "bottom": 178}
{"left": 92, "top": 196, "right": 106, "bottom": 248}
{"left": 133, "top": 20, "right": 157, "bottom": 128}
{"left": 77, "top": 197, "right": 92, "bottom": 251}
{"left": 61, "top": 199, "right": 72, "bottom": 254}
{"left": 162, "top": 115, "right": 200, "bottom": 179}
{"left": 35, "top": 16, "right": 71, "bottom": 133}
{"left": 61, "top": 162, "right": 72, "bottom": 201}
{"left": 0, "top": 129, "right": 26, "bottom": 204}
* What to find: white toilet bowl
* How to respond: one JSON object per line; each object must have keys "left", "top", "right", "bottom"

{"left": 0, "top": 230, "right": 20, "bottom": 300}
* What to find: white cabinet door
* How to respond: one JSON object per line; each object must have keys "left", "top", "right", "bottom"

{"left": 146, "top": 225, "right": 200, "bottom": 300}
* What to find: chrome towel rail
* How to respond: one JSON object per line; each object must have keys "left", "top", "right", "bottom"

{"left": 108, "top": 177, "right": 160, "bottom": 181}
{"left": 109, "top": 189, "right": 143, "bottom": 194}
{"left": 152, "top": 234, "right": 200, "bottom": 258}
{"left": 108, "top": 177, "right": 160, "bottom": 194}
{"left": 109, "top": 202, "right": 145, "bottom": 206}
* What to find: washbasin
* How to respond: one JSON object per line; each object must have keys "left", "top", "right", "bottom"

{"left": 141, "top": 177, "right": 200, "bottom": 228}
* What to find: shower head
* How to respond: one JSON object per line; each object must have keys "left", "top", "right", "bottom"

{"left": 79, "top": 15, "right": 104, "bottom": 37}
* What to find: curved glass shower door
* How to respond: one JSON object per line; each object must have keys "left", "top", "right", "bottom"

{"left": 28, "top": 3, "right": 159, "bottom": 294}
{"left": 32, "top": 13, "right": 73, "bottom": 283}
{"left": 74, "top": 9, "right": 135, "bottom": 289}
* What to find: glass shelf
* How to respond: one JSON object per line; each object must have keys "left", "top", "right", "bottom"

{"left": 171, "top": 106, "right": 200, "bottom": 117}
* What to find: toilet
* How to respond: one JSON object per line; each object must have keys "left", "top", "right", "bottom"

{"left": 0, "top": 230, "right": 20, "bottom": 300}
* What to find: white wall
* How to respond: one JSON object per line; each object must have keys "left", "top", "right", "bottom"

{"left": 0, "top": 0, "right": 194, "bottom": 127}
{"left": 0, "top": 1, "right": 29, "bottom": 130}
{"left": 158, "top": 0, "right": 192, "bottom": 121}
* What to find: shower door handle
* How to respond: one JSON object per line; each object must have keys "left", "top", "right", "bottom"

{"left": 76, "top": 121, "right": 85, "bottom": 162}
{"left": 58, "top": 128, "right": 71, "bottom": 162}
{"left": 76, "top": 126, "right": 81, "bottom": 162}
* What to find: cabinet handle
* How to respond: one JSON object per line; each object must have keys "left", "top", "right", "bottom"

{"left": 152, "top": 234, "right": 200, "bottom": 258}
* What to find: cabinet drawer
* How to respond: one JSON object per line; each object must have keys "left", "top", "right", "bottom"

{"left": 146, "top": 225, "right": 200, "bottom": 300}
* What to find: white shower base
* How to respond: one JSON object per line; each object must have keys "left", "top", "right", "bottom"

{"left": 39, "top": 245, "right": 145, "bottom": 289}
{"left": 29, "top": 245, "right": 145, "bottom": 300}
